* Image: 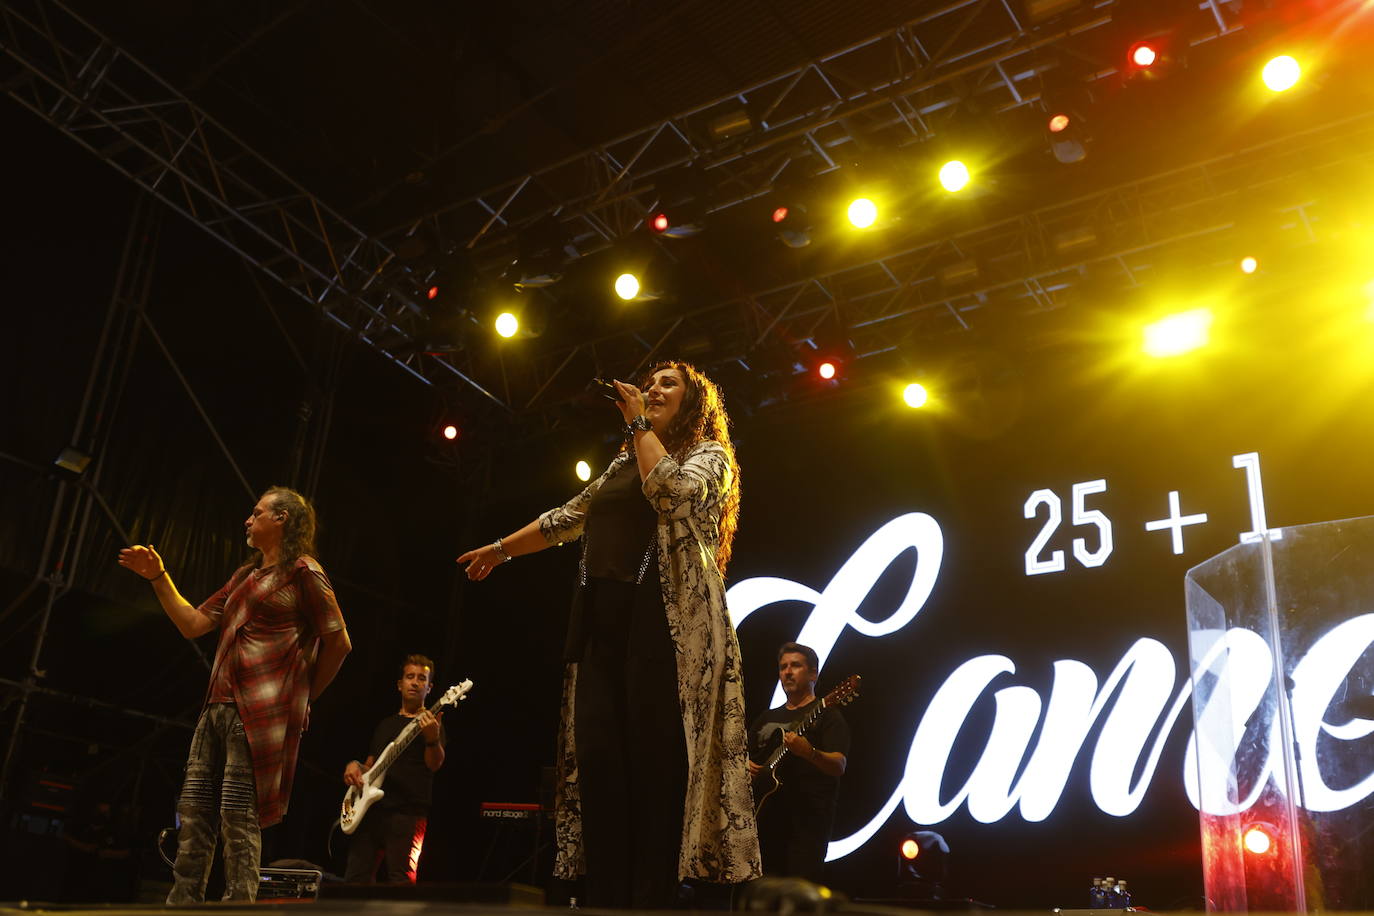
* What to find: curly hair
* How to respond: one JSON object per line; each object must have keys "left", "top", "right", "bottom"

{"left": 636, "top": 360, "right": 741, "bottom": 576}
{"left": 260, "top": 486, "right": 319, "bottom": 568}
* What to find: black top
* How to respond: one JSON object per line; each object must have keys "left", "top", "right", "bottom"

{"left": 584, "top": 458, "right": 657, "bottom": 582}
{"left": 367, "top": 713, "right": 447, "bottom": 816}
{"left": 749, "top": 699, "right": 850, "bottom": 816}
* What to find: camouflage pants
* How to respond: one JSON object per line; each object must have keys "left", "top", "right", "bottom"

{"left": 166, "top": 703, "right": 261, "bottom": 903}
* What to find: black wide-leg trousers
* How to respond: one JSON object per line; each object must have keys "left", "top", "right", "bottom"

{"left": 574, "top": 577, "right": 688, "bottom": 909}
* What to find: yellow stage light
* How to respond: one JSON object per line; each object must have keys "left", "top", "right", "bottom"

{"left": 1262, "top": 55, "right": 1301, "bottom": 92}
{"left": 939, "top": 160, "right": 970, "bottom": 193}
{"left": 575, "top": 460, "right": 592, "bottom": 482}
{"left": 495, "top": 312, "right": 520, "bottom": 338}
{"left": 847, "top": 197, "right": 878, "bottom": 229}
{"left": 1143, "top": 308, "right": 1213, "bottom": 357}
{"left": 902, "top": 383, "right": 929, "bottom": 408}
{"left": 614, "top": 272, "right": 641, "bottom": 301}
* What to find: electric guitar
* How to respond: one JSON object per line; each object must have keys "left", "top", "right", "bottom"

{"left": 751, "top": 674, "right": 860, "bottom": 817}
{"left": 339, "top": 680, "right": 473, "bottom": 835}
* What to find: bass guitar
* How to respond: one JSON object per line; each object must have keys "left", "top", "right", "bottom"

{"left": 339, "top": 679, "right": 473, "bottom": 835}
{"left": 751, "top": 674, "right": 860, "bottom": 817}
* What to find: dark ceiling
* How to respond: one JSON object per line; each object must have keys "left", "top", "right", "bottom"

{"left": 64, "top": 0, "right": 935, "bottom": 226}
{"left": 26, "top": 0, "right": 1374, "bottom": 427}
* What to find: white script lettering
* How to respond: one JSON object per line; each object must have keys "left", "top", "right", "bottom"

{"left": 728, "top": 514, "right": 1374, "bottom": 861}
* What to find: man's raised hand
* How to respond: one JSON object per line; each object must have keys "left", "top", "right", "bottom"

{"left": 118, "top": 544, "right": 165, "bottom": 581}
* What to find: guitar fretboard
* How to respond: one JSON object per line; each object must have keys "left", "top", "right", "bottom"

{"left": 374, "top": 717, "right": 424, "bottom": 771}
{"left": 766, "top": 699, "right": 828, "bottom": 769}
{"left": 373, "top": 696, "right": 450, "bottom": 773}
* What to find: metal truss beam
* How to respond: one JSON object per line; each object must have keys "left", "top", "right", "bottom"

{"left": 6, "top": 0, "right": 1350, "bottom": 430}
{"left": 391, "top": 0, "right": 1211, "bottom": 259}
{"left": 0, "top": 0, "right": 505, "bottom": 404}
{"left": 499, "top": 110, "right": 1374, "bottom": 415}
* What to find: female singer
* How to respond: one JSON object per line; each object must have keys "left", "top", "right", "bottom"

{"left": 458, "top": 360, "right": 759, "bottom": 907}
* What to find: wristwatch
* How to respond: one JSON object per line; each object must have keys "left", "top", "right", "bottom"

{"left": 626, "top": 415, "right": 653, "bottom": 435}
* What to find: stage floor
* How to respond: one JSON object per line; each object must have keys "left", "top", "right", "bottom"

{"left": 0, "top": 896, "right": 1005, "bottom": 916}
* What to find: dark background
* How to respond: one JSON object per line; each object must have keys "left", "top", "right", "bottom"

{"left": 726, "top": 289, "right": 1374, "bottom": 907}
{"left": 4, "top": 1, "right": 1374, "bottom": 909}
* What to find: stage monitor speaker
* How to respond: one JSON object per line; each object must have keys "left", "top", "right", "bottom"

{"left": 259, "top": 866, "right": 323, "bottom": 901}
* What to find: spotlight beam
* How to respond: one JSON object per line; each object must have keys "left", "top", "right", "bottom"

{"left": 1262, "top": 55, "right": 1301, "bottom": 92}
{"left": 512, "top": 112, "right": 1371, "bottom": 412}
{"left": 467, "top": 117, "right": 1374, "bottom": 416}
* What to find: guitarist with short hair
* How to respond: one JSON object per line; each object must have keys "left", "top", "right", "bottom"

{"left": 342, "top": 654, "right": 446, "bottom": 883}
{"left": 747, "top": 642, "right": 850, "bottom": 884}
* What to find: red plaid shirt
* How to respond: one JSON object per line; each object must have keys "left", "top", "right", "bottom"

{"left": 199, "top": 556, "right": 345, "bottom": 827}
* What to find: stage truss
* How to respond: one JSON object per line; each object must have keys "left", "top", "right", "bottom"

{"left": 5, "top": 0, "right": 1364, "bottom": 426}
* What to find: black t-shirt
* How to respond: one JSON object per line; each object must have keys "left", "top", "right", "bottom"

{"left": 584, "top": 459, "right": 657, "bottom": 582}
{"left": 367, "top": 713, "right": 447, "bottom": 816}
{"left": 749, "top": 699, "right": 850, "bottom": 815}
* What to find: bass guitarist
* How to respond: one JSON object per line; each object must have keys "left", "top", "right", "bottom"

{"left": 342, "top": 654, "right": 446, "bottom": 883}
{"left": 747, "top": 642, "right": 849, "bottom": 884}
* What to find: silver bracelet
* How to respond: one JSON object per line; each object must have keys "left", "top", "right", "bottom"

{"left": 492, "top": 537, "right": 512, "bottom": 563}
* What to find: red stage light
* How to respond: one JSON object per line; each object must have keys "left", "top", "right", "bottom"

{"left": 818, "top": 361, "right": 837, "bottom": 380}
{"left": 772, "top": 206, "right": 790, "bottom": 224}
{"left": 1129, "top": 42, "right": 1158, "bottom": 69}
{"left": 650, "top": 212, "right": 670, "bottom": 233}
{"left": 1243, "top": 826, "right": 1273, "bottom": 855}
{"left": 442, "top": 424, "right": 459, "bottom": 441}
{"left": 900, "top": 838, "right": 920, "bottom": 860}
{"left": 1048, "top": 113, "right": 1071, "bottom": 133}
{"left": 407, "top": 818, "right": 427, "bottom": 881}
{"left": 427, "top": 285, "right": 440, "bottom": 300}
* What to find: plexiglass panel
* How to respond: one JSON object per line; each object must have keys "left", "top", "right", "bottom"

{"left": 1186, "top": 515, "right": 1374, "bottom": 912}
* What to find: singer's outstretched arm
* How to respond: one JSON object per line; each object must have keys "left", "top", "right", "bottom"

{"left": 456, "top": 519, "right": 549, "bottom": 580}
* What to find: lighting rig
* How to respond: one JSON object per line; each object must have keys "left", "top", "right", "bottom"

{"left": 6, "top": 0, "right": 1371, "bottom": 427}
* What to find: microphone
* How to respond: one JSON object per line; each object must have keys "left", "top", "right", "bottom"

{"left": 590, "top": 378, "right": 619, "bottom": 402}
{"left": 590, "top": 378, "right": 648, "bottom": 413}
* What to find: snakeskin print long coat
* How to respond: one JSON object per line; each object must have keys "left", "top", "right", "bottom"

{"left": 538, "top": 441, "right": 761, "bottom": 884}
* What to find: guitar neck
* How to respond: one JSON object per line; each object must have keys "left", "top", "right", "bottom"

{"left": 374, "top": 721, "right": 420, "bottom": 773}
{"left": 766, "top": 698, "right": 827, "bottom": 768}
{"left": 795, "top": 699, "right": 825, "bottom": 737}
{"left": 373, "top": 699, "right": 444, "bottom": 773}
